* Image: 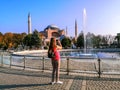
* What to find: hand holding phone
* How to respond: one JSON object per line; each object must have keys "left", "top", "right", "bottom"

{"left": 56, "top": 39, "right": 61, "bottom": 45}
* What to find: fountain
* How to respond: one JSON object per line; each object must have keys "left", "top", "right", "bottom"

{"left": 77, "top": 8, "right": 98, "bottom": 58}
{"left": 66, "top": 8, "right": 98, "bottom": 58}
{"left": 83, "top": 8, "right": 87, "bottom": 53}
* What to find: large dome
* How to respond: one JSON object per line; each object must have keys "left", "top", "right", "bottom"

{"left": 46, "top": 24, "right": 59, "bottom": 29}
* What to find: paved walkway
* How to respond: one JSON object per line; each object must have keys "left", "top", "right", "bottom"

{"left": 0, "top": 67, "right": 120, "bottom": 90}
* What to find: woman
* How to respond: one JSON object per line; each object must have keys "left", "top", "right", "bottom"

{"left": 49, "top": 37, "right": 63, "bottom": 85}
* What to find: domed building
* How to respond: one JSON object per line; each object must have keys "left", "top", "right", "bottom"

{"left": 40, "top": 24, "right": 65, "bottom": 42}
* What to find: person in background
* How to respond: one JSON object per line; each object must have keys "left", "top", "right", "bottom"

{"left": 49, "top": 37, "right": 63, "bottom": 85}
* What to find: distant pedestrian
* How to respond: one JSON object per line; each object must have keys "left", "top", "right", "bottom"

{"left": 48, "top": 37, "right": 63, "bottom": 85}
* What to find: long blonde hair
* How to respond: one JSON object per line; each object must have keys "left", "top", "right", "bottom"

{"left": 49, "top": 37, "right": 57, "bottom": 50}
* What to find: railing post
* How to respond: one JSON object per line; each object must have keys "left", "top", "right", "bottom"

{"left": 42, "top": 56, "right": 45, "bottom": 72}
{"left": 98, "top": 58, "right": 101, "bottom": 78}
{"left": 67, "top": 57, "right": 69, "bottom": 75}
{"left": 10, "top": 55, "right": 12, "bottom": 68}
{"left": 23, "top": 56, "right": 26, "bottom": 70}
{"left": 1, "top": 54, "right": 3, "bottom": 67}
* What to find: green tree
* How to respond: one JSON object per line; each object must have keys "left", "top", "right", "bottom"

{"left": 23, "top": 30, "right": 41, "bottom": 49}
{"left": 61, "top": 37, "right": 71, "bottom": 49}
{"left": 31, "top": 30, "right": 42, "bottom": 48}
{"left": 0, "top": 32, "right": 3, "bottom": 36}
{"left": 92, "top": 35, "right": 102, "bottom": 48}
{"left": 23, "top": 34, "right": 32, "bottom": 49}
{"left": 115, "top": 33, "right": 120, "bottom": 48}
{"left": 77, "top": 33, "right": 84, "bottom": 48}
{"left": 21, "top": 32, "right": 27, "bottom": 48}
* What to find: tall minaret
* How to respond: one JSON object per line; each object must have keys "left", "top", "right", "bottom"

{"left": 28, "top": 13, "right": 32, "bottom": 34}
{"left": 66, "top": 26, "right": 68, "bottom": 36}
{"left": 75, "top": 19, "right": 78, "bottom": 41}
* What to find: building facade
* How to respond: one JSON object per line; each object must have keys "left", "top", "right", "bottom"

{"left": 40, "top": 24, "right": 65, "bottom": 42}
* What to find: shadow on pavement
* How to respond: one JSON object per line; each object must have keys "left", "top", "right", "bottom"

{"left": 0, "top": 83, "right": 51, "bottom": 89}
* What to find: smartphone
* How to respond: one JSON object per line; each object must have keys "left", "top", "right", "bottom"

{"left": 56, "top": 39, "right": 59, "bottom": 45}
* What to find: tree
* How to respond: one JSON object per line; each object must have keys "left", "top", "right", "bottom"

{"left": 115, "top": 33, "right": 120, "bottom": 48}
{"left": 21, "top": 32, "right": 27, "bottom": 49}
{"left": 12, "top": 33, "right": 22, "bottom": 48}
{"left": 23, "top": 30, "right": 42, "bottom": 49}
{"left": 92, "top": 35, "right": 102, "bottom": 48}
{"left": 0, "top": 32, "right": 3, "bottom": 36}
{"left": 61, "top": 37, "right": 71, "bottom": 49}
{"left": 77, "top": 33, "right": 84, "bottom": 48}
{"left": 23, "top": 34, "right": 32, "bottom": 49}
{"left": 3, "top": 32, "right": 14, "bottom": 49}
{"left": 31, "top": 30, "right": 42, "bottom": 48}
{"left": 0, "top": 32, "right": 3, "bottom": 48}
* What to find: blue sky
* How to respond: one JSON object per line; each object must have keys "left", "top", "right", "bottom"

{"left": 0, "top": 0, "right": 120, "bottom": 36}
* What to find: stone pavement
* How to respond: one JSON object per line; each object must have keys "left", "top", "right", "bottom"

{"left": 0, "top": 67, "right": 120, "bottom": 90}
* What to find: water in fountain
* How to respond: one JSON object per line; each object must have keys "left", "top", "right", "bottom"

{"left": 79, "top": 8, "right": 97, "bottom": 58}
{"left": 83, "top": 8, "right": 87, "bottom": 53}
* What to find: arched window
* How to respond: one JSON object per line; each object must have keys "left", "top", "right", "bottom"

{"left": 52, "top": 32, "right": 60, "bottom": 38}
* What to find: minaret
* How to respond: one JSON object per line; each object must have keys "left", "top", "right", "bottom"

{"left": 75, "top": 19, "right": 78, "bottom": 41}
{"left": 28, "top": 13, "right": 32, "bottom": 34}
{"left": 66, "top": 26, "right": 68, "bottom": 36}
